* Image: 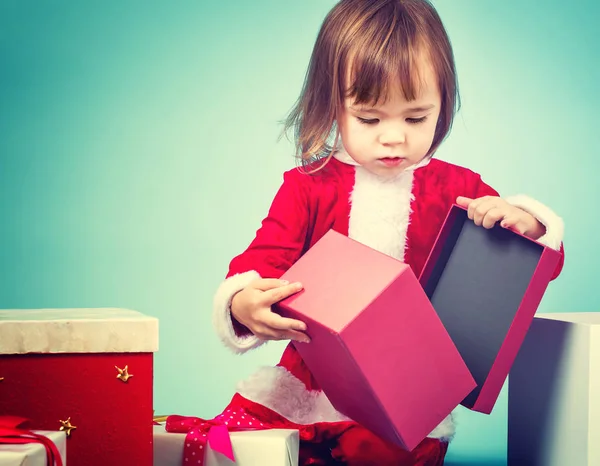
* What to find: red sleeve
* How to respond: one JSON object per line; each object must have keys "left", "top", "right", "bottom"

{"left": 472, "top": 175, "right": 564, "bottom": 281}
{"left": 227, "top": 169, "right": 310, "bottom": 280}
{"left": 222, "top": 169, "right": 311, "bottom": 338}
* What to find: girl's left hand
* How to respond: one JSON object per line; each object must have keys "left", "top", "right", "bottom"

{"left": 456, "top": 195, "right": 545, "bottom": 239}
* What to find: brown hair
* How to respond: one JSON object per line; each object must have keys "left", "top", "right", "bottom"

{"left": 281, "top": 0, "right": 459, "bottom": 172}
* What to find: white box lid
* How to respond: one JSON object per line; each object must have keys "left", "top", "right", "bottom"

{"left": 0, "top": 308, "right": 158, "bottom": 354}
{"left": 537, "top": 312, "right": 600, "bottom": 325}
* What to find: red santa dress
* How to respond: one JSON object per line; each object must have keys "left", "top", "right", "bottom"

{"left": 209, "top": 150, "right": 565, "bottom": 465}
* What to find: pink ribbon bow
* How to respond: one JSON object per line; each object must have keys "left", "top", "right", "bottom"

{"left": 165, "top": 407, "right": 266, "bottom": 466}
{"left": 0, "top": 416, "right": 63, "bottom": 466}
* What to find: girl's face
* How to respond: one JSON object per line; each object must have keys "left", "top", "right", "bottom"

{"left": 337, "top": 57, "right": 442, "bottom": 178}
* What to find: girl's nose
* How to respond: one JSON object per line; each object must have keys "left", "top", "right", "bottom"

{"left": 379, "top": 127, "right": 406, "bottom": 146}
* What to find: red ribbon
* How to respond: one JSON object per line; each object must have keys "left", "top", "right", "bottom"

{"left": 165, "top": 407, "right": 267, "bottom": 466}
{"left": 0, "top": 416, "right": 63, "bottom": 466}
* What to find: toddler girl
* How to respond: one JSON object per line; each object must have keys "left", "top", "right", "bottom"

{"left": 211, "top": 0, "right": 565, "bottom": 464}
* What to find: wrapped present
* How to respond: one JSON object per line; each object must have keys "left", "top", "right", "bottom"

{"left": 419, "top": 205, "right": 562, "bottom": 414}
{"left": 0, "top": 308, "right": 158, "bottom": 466}
{"left": 275, "top": 229, "right": 476, "bottom": 451}
{"left": 0, "top": 416, "right": 66, "bottom": 465}
{"left": 153, "top": 421, "right": 299, "bottom": 466}
{"left": 507, "top": 312, "right": 600, "bottom": 466}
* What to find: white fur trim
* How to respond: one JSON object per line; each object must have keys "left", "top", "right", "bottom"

{"left": 348, "top": 166, "right": 415, "bottom": 261}
{"left": 237, "top": 366, "right": 351, "bottom": 424}
{"left": 212, "top": 270, "right": 266, "bottom": 354}
{"left": 427, "top": 411, "right": 456, "bottom": 441}
{"left": 236, "top": 365, "right": 455, "bottom": 441}
{"left": 333, "top": 145, "right": 360, "bottom": 166}
{"left": 505, "top": 195, "right": 564, "bottom": 251}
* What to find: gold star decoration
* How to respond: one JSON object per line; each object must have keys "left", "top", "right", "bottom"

{"left": 59, "top": 417, "right": 77, "bottom": 437}
{"left": 115, "top": 365, "right": 133, "bottom": 382}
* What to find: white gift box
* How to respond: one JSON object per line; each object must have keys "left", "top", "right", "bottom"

{"left": 508, "top": 312, "right": 600, "bottom": 466}
{"left": 153, "top": 425, "right": 299, "bottom": 466}
{"left": 0, "top": 430, "right": 66, "bottom": 466}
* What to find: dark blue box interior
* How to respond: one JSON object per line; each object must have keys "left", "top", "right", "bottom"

{"left": 420, "top": 208, "right": 544, "bottom": 407}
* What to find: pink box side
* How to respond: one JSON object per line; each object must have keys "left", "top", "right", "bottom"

{"left": 418, "top": 205, "right": 460, "bottom": 286}
{"left": 275, "top": 228, "right": 475, "bottom": 451}
{"left": 279, "top": 229, "right": 405, "bottom": 333}
{"left": 278, "top": 302, "right": 398, "bottom": 448}
{"left": 343, "top": 269, "right": 476, "bottom": 449}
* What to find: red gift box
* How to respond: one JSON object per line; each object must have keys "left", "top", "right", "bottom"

{"left": 418, "top": 205, "right": 562, "bottom": 414}
{"left": 275, "top": 230, "right": 476, "bottom": 451}
{"left": 0, "top": 308, "right": 158, "bottom": 466}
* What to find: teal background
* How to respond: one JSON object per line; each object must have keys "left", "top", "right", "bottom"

{"left": 1, "top": 1, "right": 598, "bottom": 463}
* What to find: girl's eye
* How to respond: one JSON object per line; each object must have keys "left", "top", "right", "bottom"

{"left": 406, "top": 116, "right": 427, "bottom": 124}
{"left": 357, "top": 117, "right": 379, "bottom": 125}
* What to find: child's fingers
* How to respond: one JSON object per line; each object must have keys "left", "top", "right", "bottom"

{"left": 470, "top": 199, "right": 490, "bottom": 225}
{"left": 501, "top": 215, "right": 526, "bottom": 234}
{"left": 458, "top": 195, "right": 488, "bottom": 223}
{"left": 455, "top": 196, "right": 473, "bottom": 207}
{"left": 286, "top": 329, "right": 311, "bottom": 344}
{"left": 470, "top": 197, "right": 499, "bottom": 226}
{"left": 465, "top": 197, "right": 485, "bottom": 223}
{"left": 260, "top": 311, "right": 310, "bottom": 343}
{"left": 260, "top": 310, "right": 307, "bottom": 333}
{"left": 254, "top": 321, "right": 310, "bottom": 343}
{"left": 481, "top": 208, "right": 505, "bottom": 229}
{"left": 262, "top": 281, "right": 304, "bottom": 304}
{"left": 252, "top": 278, "right": 295, "bottom": 291}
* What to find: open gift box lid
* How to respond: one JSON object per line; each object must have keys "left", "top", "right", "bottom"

{"left": 275, "top": 229, "right": 476, "bottom": 451}
{"left": 418, "top": 205, "right": 562, "bottom": 414}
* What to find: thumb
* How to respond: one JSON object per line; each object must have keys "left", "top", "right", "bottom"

{"left": 456, "top": 196, "right": 473, "bottom": 207}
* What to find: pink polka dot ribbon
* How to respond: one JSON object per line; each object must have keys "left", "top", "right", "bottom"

{"left": 165, "top": 407, "right": 266, "bottom": 465}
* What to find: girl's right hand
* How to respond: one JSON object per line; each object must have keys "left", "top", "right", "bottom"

{"left": 230, "top": 278, "right": 310, "bottom": 343}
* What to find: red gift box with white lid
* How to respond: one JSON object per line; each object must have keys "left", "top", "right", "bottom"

{"left": 0, "top": 307, "right": 158, "bottom": 466}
